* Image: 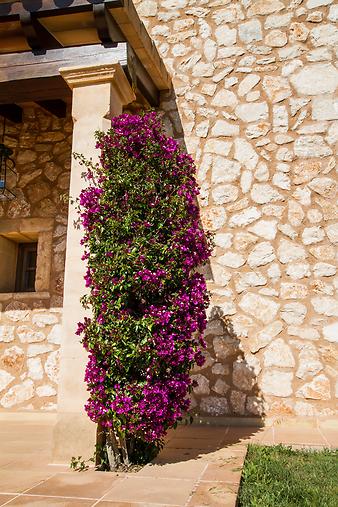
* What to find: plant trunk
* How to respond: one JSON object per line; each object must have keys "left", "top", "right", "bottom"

{"left": 106, "top": 427, "right": 122, "bottom": 471}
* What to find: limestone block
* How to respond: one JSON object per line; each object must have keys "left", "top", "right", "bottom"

{"left": 289, "top": 22, "right": 309, "bottom": 42}
{"left": 213, "top": 336, "right": 238, "bottom": 360}
{"left": 302, "top": 227, "right": 325, "bottom": 245}
{"left": 249, "top": 321, "right": 283, "bottom": 353}
{"left": 286, "top": 263, "right": 311, "bottom": 280}
{"left": 0, "top": 370, "right": 14, "bottom": 393}
{"left": 235, "top": 272, "right": 267, "bottom": 294}
{"left": 215, "top": 26, "right": 237, "bottom": 46}
{"left": 248, "top": 220, "right": 277, "bottom": 241}
{"left": 251, "top": 184, "right": 283, "bottom": 204}
{"left": 200, "top": 396, "right": 229, "bottom": 416}
{"left": 325, "top": 223, "right": 338, "bottom": 244}
{"left": 211, "top": 90, "right": 237, "bottom": 109}
{"left": 248, "top": 242, "right": 275, "bottom": 268}
{"left": 233, "top": 360, "right": 255, "bottom": 392}
{"left": 312, "top": 95, "right": 338, "bottom": 121}
{"left": 311, "top": 297, "right": 338, "bottom": 317}
{"left": 191, "top": 374, "right": 210, "bottom": 396}
{"left": 211, "top": 120, "right": 239, "bottom": 137}
{"left": 230, "top": 390, "right": 246, "bottom": 415}
{"left": 261, "top": 370, "right": 293, "bottom": 397}
{"left": 201, "top": 207, "right": 226, "bottom": 231}
{"left": 212, "top": 184, "right": 239, "bottom": 204}
{"left": 17, "top": 326, "right": 45, "bottom": 343}
{"left": 296, "top": 374, "right": 331, "bottom": 400}
{"left": 277, "top": 239, "right": 307, "bottom": 264}
{"left": 234, "top": 138, "right": 258, "bottom": 170}
{"left": 218, "top": 251, "right": 246, "bottom": 269}
{"left": 294, "top": 135, "right": 332, "bottom": 158}
{"left": 36, "top": 384, "right": 57, "bottom": 397}
{"left": 310, "top": 24, "right": 338, "bottom": 47}
{"left": 296, "top": 345, "right": 323, "bottom": 380}
{"left": 287, "top": 326, "right": 319, "bottom": 340}
{"left": 280, "top": 303, "right": 307, "bottom": 325}
{"left": 1, "top": 346, "right": 24, "bottom": 371}
{"left": 313, "top": 263, "right": 336, "bottom": 277}
{"left": 229, "top": 207, "right": 261, "bottom": 228}
{"left": 263, "top": 339, "right": 295, "bottom": 368}
{"left": 265, "top": 29, "right": 287, "bottom": 47}
{"left": 27, "top": 357, "right": 44, "bottom": 380}
{"left": 212, "top": 379, "right": 230, "bottom": 395}
{"left": 0, "top": 379, "right": 34, "bottom": 408}
{"left": 214, "top": 233, "right": 233, "bottom": 250}
{"left": 323, "top": 322, "right": 338, "bottom": 343}
{"left": 45, "top": 350, "right": 60, "bottom": 384}
{"left": 262, "top": 76, "right": 291, "bottom": 103}
{"left": 0, "top": 326, "right": 15, "bottom": 343}
{"left": 239, "top": 293, "right": 279, "bottom": 324}
{"left": 236, "top": 102, "right": 268, "bottom": 123}
{"left": 238, "top": 74, "right": 260, "bottom": 97}
{"left": 246, "top": 396, "right": 264, "bottom": 416}
{"left": 280, "top": 283, "right": 308, "bottom": 299}
{"left": 248, "top": 0, "right": 284, "bottom": 17}
{"left": 27, "top": 344, "right": 54, "bottom": 357}
{"left": 239, "top": 19, "right": 263, "bottom": 43}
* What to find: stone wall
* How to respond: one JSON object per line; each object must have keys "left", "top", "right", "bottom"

{"left": 0, "top": 104, "right": 71, "bottom": 411}
{"left": 135, "top": 0, "right": 338, "bottom": 418}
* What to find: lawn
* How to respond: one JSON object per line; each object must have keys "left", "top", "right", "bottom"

{"left": 238, "top": 444, "right": 338, "bottom": 507}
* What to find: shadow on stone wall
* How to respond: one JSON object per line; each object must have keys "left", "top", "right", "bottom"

{"left": 158, "top": 90, "right": 265, "bottom": 429}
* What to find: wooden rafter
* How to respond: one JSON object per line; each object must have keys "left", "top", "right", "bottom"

{"left": 93, "top": 3, "right": 124, "bottom": 46}
{"left": 20, "top": 11, "right": 62, "bottom": 51}
{"left": 0, "top": 104, "right": 23, "bottom": 123}
{"left": 36, "top": 99, "right": 67, "bottom": 118}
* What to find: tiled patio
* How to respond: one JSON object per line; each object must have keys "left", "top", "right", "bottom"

{"left": 0, "top": 415, "right": 336, "bottom": 506}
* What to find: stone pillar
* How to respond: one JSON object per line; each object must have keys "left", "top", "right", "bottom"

{"left": 53, "top": 64, "right": 135, "bottom": 463}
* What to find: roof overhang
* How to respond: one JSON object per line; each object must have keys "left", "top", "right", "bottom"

{"left": 0, "top": 1, "right": 171, "bottom": 117}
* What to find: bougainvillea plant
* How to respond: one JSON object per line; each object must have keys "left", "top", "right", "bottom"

{"left": 75, "top": 111, "right": 212, "bottom": 470}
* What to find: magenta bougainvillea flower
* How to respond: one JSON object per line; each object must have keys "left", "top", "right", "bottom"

{"left": 76, "top": 112, "right": 212, "bottom": 463}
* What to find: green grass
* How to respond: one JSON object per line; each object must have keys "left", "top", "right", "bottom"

{"left": 238, "top": 444, "right": 338, "bottom": 507}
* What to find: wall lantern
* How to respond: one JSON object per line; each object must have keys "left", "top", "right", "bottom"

{"left": 0, "top": 118, "right": 16, "bottom": 200}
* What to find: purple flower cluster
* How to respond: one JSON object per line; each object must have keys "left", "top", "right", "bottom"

{"left": 77, "top": 112, "right": 212, "bottom": 448}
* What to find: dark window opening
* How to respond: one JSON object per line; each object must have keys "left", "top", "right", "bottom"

{"left": 15, "top": 242, "right": 37, "bottom": 292}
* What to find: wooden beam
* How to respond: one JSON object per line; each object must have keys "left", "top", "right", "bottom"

{"left": 0, "top": 43, "right": 128, "bottom": 83}
{"left": 126, "top": 46, "right": 159, "bottom": 107}
{"left": 0, "top": 104, "right": 23, "bottom": 123}
{"left": 20, "top": 11, "right": 62, "bottom": 51}
{"left": 0, "top": 1, "right": 123, "bottom": 19}
{"left": 93, "top": 3, "right": 124, "bottom": 46}
{"left": 36, "top": 99, "right": 67, "bottom": 118}
{"left": 0, "top": 76, "right": 71, "bottom": 104}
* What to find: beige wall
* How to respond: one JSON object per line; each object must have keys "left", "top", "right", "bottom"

{"left": 134, "top": 0, "right": 338, "bottom": 418}
{"left": 0, "top": 104, "right": 71, "bottom": 411}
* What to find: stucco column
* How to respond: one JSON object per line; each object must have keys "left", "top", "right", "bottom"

{"left": 53, "top": 64, "right": 135, "bottom": 463}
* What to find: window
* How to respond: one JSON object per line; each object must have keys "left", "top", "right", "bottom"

{"left": 15, "top": 243, "right": 38, "bottom": 292}
{"left": 0, "top": 218, "right": 53, "bottom": 295}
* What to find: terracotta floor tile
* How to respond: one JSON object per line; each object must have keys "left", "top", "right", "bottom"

{"left": 0, "top": 494, "right": 18, "bottom": 506}
{"left": 319, "top": 429, "right": 338, "bottom": 448}
{"left": 25, "top": 472, "right": 118, "bottom": 500}
{"left": 0, "top": 470, "right": 54, "bottom": 494}
{"left": 97, "top": 503, "right": 174, "bottom": 507}
{"left": 2, "top": 496, "right": 94, "bottom": 506}
{"left": 273, "top": 428, "right": 327, "bottom": 446}
{"left": 201, "top": 461, "right": 243, "bottom": 483}
{"left": 103, "top": 476, "right": 195, "bottom": 505}
{"left": 187, "top": 482, "right": 237, "bottom": 507}
{"left": 153, "top": 448, "right": 206, "bottom": 464}
{"left": 137, "top": 460, "right": 206, "bottom": 479}
{"left": 166, "top": 438, "right": 222, "bottom": 450}
{"left": 172, "top": 427, "right": 228, "bottom": 440}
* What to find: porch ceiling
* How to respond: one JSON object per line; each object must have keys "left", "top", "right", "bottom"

{"left": 0, "top": 1, "right": 170, "bottom": 113}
